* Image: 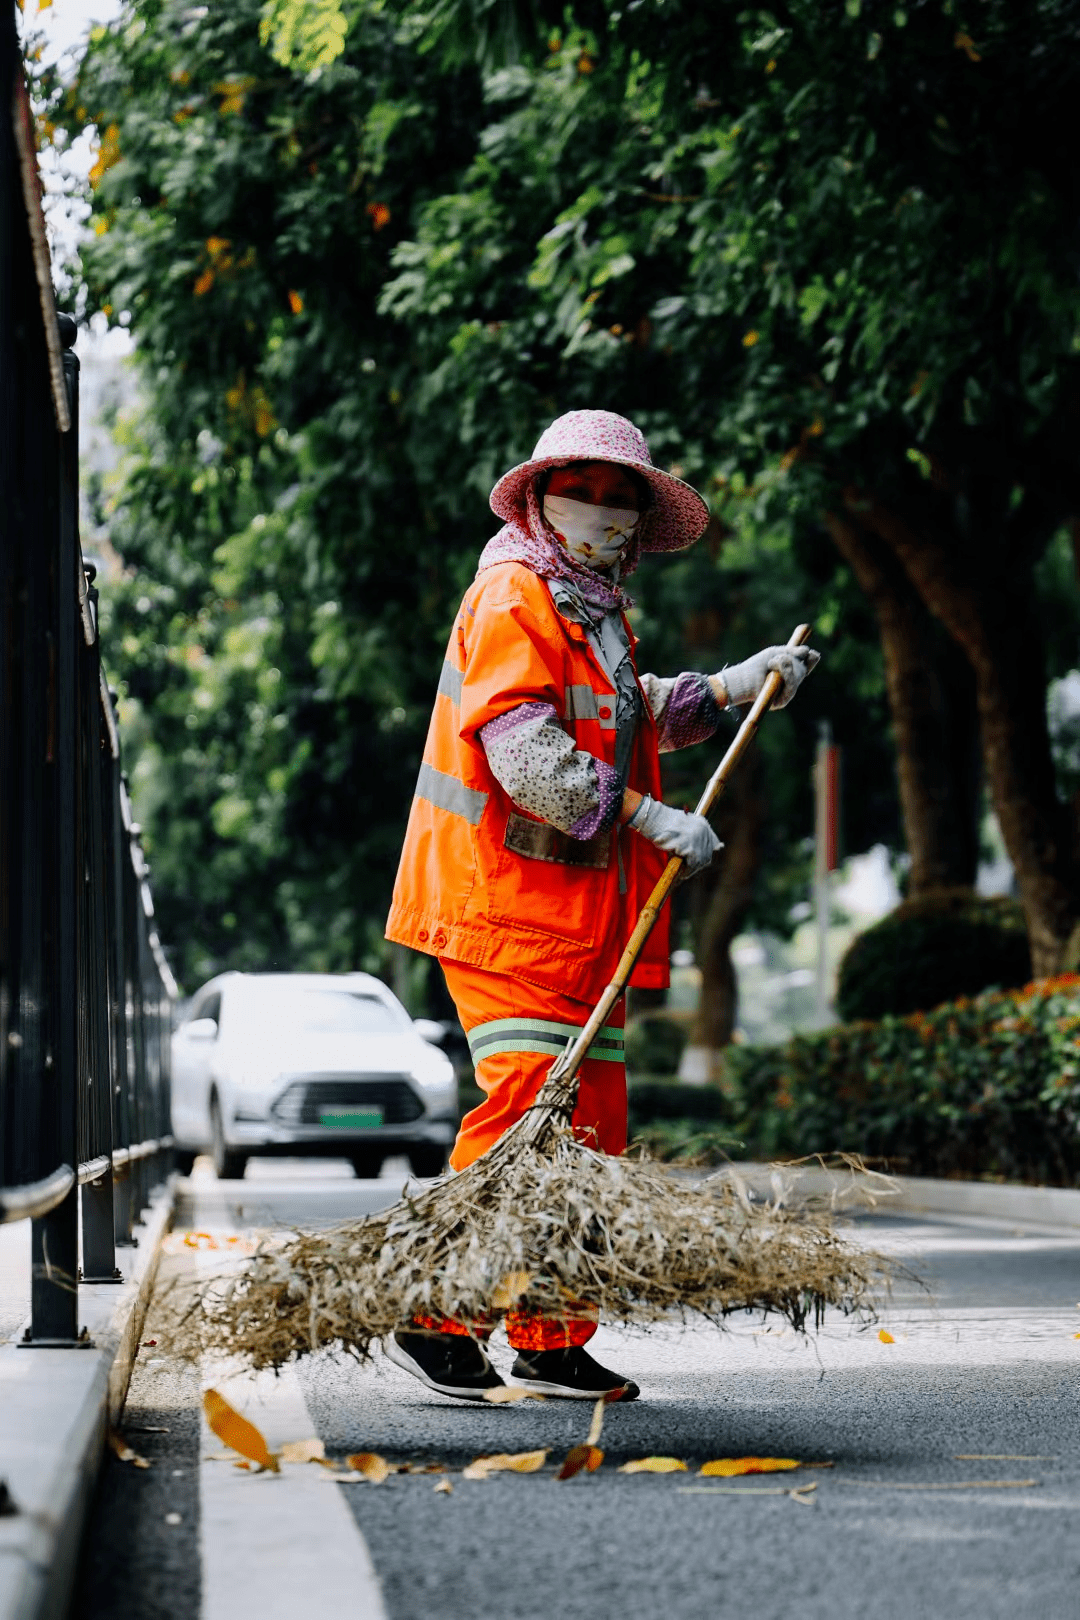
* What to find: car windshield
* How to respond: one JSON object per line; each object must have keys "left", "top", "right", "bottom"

{"left": 237, "top": 988, "right": 406, "bottom": 1036}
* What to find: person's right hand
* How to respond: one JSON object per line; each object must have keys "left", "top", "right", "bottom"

{"left": 627, "top": 795, "right": 722, "bottom": 874}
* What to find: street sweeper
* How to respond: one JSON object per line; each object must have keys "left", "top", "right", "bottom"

{"left": 385, "top": 409, "right": 819, "bottom": 1402}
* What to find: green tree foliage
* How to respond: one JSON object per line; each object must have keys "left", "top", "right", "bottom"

{"left": 54, "top": 0, "right": 1080, "bottom": 999}
{"left": 66, "top": 0, "right": 491, "bottom": 985}
{"left": 259, "top": 0, "right": 349, "bottom": 70}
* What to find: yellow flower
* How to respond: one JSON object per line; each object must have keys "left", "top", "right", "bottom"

{"left": 88, "top": 123, "right": 121, "bottom": 189}
{"left": 213, "top": 77, "right": 257, "bottom": 117}
{"left": 252, "top": 389, "right": 277, "bottom": 437}
{"left": 742, "top": 329, "right": 760, "bottom": 348}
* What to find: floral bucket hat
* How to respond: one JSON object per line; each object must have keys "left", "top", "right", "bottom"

{"left": 489, "top": 409, "right": 710, "bottom": 554}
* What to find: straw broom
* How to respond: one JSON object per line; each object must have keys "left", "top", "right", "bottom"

{"left": 176, "top": 624, "right": 882, "bottom": 1370}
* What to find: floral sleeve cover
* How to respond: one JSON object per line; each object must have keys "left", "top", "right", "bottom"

{"left": 638, "top": 672, "right": 723, "bottom": 753}
{"left": 479, "top": 703, "right": 623, "bottom": 840}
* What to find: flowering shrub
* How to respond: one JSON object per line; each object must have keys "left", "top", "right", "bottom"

{"left": 724, "top": 976, "right": 1080, "bottom": 1185}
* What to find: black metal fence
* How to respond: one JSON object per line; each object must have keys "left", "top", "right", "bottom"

{"left": 1, "top": 26, "right": 176, "bottom": 1342}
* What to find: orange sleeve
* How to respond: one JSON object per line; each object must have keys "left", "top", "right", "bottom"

{"left": 457, "top": 584, "right": 565, "bottom": 744}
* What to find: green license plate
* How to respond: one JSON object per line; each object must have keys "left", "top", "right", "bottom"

{"left": 319, "top": 1107, "right": 384, "bottom": 1129}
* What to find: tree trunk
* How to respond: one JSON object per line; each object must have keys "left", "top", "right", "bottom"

{"left": 852, "top": 493, "right": 1080, "bottom": 974}
{"left": 684, "top": 737, "right": 766, "bottom": 1080}
{"left": 825, "top": 511, "right": 980, "bottom": 893}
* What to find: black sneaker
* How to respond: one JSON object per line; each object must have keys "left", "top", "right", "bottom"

{"left": 386, "top": 1330, "right": 506, "bottom": 1401}
{"left": 509, "top": 1345, "right": 639, "bottom": 1401}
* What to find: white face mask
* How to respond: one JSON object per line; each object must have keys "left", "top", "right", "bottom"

{"left": 543, "top": 494, "right": 639, "bottom": 570}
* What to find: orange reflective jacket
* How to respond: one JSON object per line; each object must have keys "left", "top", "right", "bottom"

{"left": 385, "top": 562, "right": 669, "bottom": 1002}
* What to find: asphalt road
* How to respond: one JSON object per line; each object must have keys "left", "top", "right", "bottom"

{"left": 71, "top": 1160, "right": 1080, "bottom": 1620}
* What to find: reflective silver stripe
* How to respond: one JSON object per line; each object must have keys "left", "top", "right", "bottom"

{"left": 565, "top": 683, "right": 616, "bottom": 731}
{"left": 565, "top": 684, "right": 597, "bottom": 720}
{"left": 467, "top": 1015, "right": 624, "bottom": 1065}
{"left": 415, "top": 762, "right": 488, "bottom": 825}
{"left": 437, "top": 660, "right": 464, "bottom": 704}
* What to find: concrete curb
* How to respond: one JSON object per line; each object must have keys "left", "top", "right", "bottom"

{"left": 726, "top": 1163, "right": 1080, "bottom": 1230}
{"left": 0, "top": 1180, "right": 176, "bottom": 1620}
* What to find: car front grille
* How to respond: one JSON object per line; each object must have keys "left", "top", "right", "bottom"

{"left": 270, "top": 1074, "right": 424, "bottom": 1127}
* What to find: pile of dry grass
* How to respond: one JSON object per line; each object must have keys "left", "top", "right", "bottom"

{"left": 168, "top": 1079, "right": 885, "bottom": 1371}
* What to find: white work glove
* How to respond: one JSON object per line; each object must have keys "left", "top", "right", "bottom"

{"left": 717, "top": 644, "right": 820, "bottom": 710}
{"left": 628, "top": 795, "right": 722, "bottom": 875}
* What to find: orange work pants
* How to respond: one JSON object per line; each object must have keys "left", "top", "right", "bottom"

{"left": 422, "top": 958, "right": 627, "bottom": 1352}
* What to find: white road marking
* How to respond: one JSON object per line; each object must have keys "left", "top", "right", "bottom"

{"left": 199, "top": 1361, "right": 388, "bottom": 1620}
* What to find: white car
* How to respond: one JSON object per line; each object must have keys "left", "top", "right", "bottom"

{"left": 170, "top": 971, "right": 458, "bottom": 1179}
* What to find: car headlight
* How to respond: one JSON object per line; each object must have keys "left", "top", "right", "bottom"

{"left": 411, "top": 1055, "right": 456, "bottom": 1089}
{"left": 230, "top": 1070, "right": 280, "bottom": 1118}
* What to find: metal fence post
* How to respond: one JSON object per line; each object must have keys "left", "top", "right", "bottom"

{"left": 79, "top": 574, "right": 120, "bottom": 1282}
{"left": 27, "top": 317, "right": 82, "bottom": 1344}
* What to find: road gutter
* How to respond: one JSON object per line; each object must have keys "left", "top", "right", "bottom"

{"left": 0, "top": 1180, "right": 175, "bottom": 1620}
{"left": 199, "top": 1361, "right": 388, "bottom": 1620}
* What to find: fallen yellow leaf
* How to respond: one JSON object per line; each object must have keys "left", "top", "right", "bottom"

{"left": 879, "top": 1329, "right": 896, "bottom": 1344}
{"left": 700, "top": 1457, "right": 800, "bottom": 1477}
{"left": 280, "top": 1438, "right": 326, "bottom": 1465}
{"left": 556, "top": 1444, "right": 604, "bottom": 1480}
{"left": 345, "top": 1452, "right": 391, "bottom": 1483}
{"left": 587, "top": 1396, "right": 608, "bottom": 1448}
{"left": 482, "top": 1385, "right": 544, "bottom": 1404}
{"left": 107, "top": 1428, "right": 151, "bottom": 1469}
{"left": 433, "top": 1478, "right": 453, "bottom": 1495}
{"left": 462, "top": 1449, "right": 549, "bottom": 1479}
{"left": 203, "top": 1390, "right": 278, "bottom": 1473}
{"left": 490, "top": 1271, "right": 531, "bottom": 1310}
{"left": 617, "top": 1458, "right": 688, "bottom": 1474}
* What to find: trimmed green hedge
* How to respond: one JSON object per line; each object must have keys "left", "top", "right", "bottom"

{"left": 625, "top": 1017, "right": 687, "bottom": 1077}
{"left": 836, "top": 888, "right": 1031, "bottom": 1021}
{"left": 724, "top": 975, "right": 1080, "bottom": 1185}
{"left": 459, "top": 979, "right": 1080, "bottom": 1183}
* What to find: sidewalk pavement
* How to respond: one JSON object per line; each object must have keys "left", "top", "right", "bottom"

{"left": 0, "top": 1183, "right": 174, "bottom": 1620}
{"left": 2, "top": 1166, "right": 1079, "bottom": 1620}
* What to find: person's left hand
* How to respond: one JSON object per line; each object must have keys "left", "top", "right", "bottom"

{"left": 714, "top": 644, "right": 821, "bottom": 710}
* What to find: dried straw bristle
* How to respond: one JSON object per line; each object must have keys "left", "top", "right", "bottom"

{"left": 167, "top": 1102, "right": 883, "bottom": 1370}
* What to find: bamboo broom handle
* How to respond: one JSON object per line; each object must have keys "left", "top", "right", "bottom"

{"left": 545, "top": 623, "right": 813, "bottom": 1087}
